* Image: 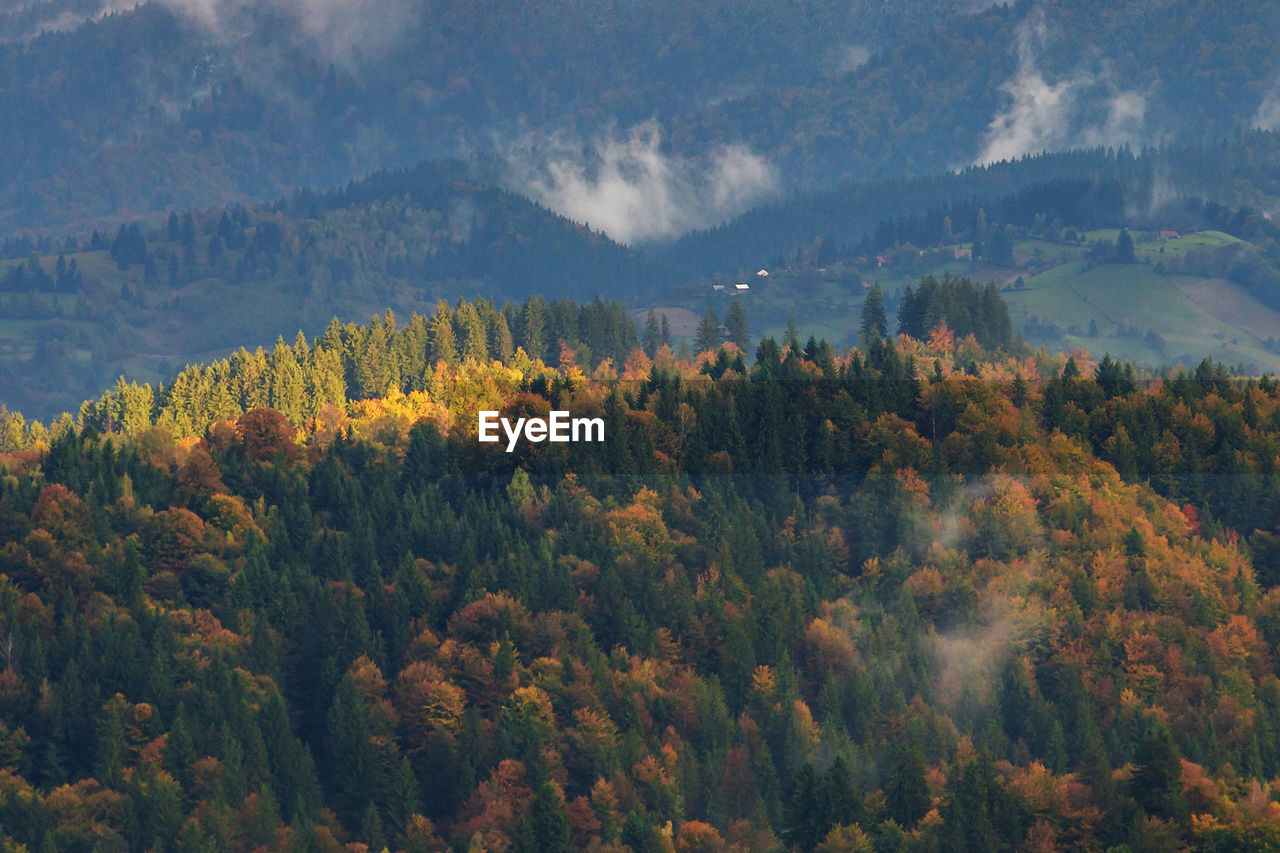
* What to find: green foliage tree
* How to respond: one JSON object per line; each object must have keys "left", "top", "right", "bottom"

{"left": 860, "top": 282, "right": 888, "bottom": 343}
{"left": 725, "top": 297, "right": 751, "bottom": 352}
{"left": 643, "top": 310, "right": 662, "bottom": 358}
{"left": 695, "top": 306, "right": 723, "bottom": 354}
{"left": 1115, "top": 228, "right": 1136, "bottom": 263}
{"left": 885, "top": 746, "right": 930, "bottom": 827}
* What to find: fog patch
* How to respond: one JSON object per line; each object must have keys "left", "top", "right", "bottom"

{"left": 447, "top": 196, "right": 479, "bottom": 244}
{"left": 1129, "top": 167, "right": 1181, "bottom": 222}
{"left": 1253, "top": 79, "right": 1280, "bottom": 131}
{"left": 933, "top": 611, "right": 1011, "bottom": 710}
{"left": 506, "top": 121, "right": 777, "bottom": 245}
{"left": 826, "top": 43, "right": 871, "bottom": 77}
{"left": 155, "top": 0, "right": 418, "bottom": 69}
{"left": 1, "top": 0, "right": 142, "bottom": 40}
{"left": 975, "top": 8, "right": 1149, "bottom": 165}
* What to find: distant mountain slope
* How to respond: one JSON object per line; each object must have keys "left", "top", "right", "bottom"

{"left": 7, "top": 0, "right": 1280, "bottom": 233}
{"left": 656, "top": 132, "right": 1280, "bottom": 282}
{"left": 689, "top": 0, "right": 1280, "bottom": 186}
{"left": 7, "top": 133, "right": 1280, "bottom": 420}
{"left": 0, "top": 162, "right": 642, "bottom": 418}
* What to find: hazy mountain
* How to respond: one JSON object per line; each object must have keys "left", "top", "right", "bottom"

{"left": 6, "top": 0, "right": 1280, "bottom": 239}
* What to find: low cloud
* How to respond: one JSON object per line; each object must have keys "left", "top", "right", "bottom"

{"left": 1130, "top": 168, "right": 1180, "bottom": 222}
{"left": 1, "top": 0, "right": 141, "bottom": 40}
{"left": 1253, "top": 80, "right": 1280, "bottom": 132}
{"left": 826, "top": 43, "right": 871, "bottom": 77}
{"left": 4, "top": 0, "right": 416, "bottom": 67}
{"left": 160, "top": 0, "right": 418, "bottom": 69}
{"left": 975, "top": 9, "right": 1148, "bottom": 165}
{"left": 506, "top": 121, "right": 777, "bottom": 245}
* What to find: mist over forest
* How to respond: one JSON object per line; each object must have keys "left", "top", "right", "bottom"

{"left": 8, "top": 2, "right": 1280, "bottom": 852}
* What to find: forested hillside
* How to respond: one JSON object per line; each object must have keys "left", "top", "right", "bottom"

{"left": 0, "top": 164, "right": 642, "bottom": 420}
{"left": 662, "top": 133, "right": 1280, "bottom": 282}
{"left": 8, "top": 0, "right": 1280, "bottom": 232}
{"left": 12, "top": 1, "right": 1280, "bottom": 850}
{"left": 4, "top": 298, "right": 1280, "bottom": 849}
{"left": 11, "top": 134, "right": 1280, "bottom": 421}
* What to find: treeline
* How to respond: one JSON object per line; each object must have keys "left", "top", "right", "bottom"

{"left": 896, "top": 275, "right": 1012, "bottom": 350}
{"left": 69, "top": 296, "right": 639, "bottom": 440}
{"left": 3, "top": 278, "right": 1005, "bottom": 448}
{"left": 4, "top": 312, "right": 1280, "bottom": 849}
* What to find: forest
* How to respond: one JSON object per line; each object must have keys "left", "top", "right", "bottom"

{"left": 7, "top": 0, "right": 1280, "bottom": 233}
{"left": 10, "top": 132, "right": 1280, "bottom": 422}
{"left": 3, "top": 289, "right": 1280, "bottom": 850}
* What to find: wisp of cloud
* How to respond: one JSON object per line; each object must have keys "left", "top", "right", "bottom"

{"left": 151, "top": 0, "right": 417, "bottom": 68}
{"left": 508, "top": 121, "right": 776, "bottom": 245}
{"left": 975, "top": 8, "right": 1149, "bottom": 165}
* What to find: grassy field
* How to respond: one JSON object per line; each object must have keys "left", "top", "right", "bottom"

{"left": 1004, "top": 259, "right": 1280, "bottom": 372}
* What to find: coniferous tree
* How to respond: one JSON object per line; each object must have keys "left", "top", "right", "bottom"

{"left": 1115, "top": 228, "right": 1136, "bottom": 263}
{"left": 521, "top": 782, "right": 573, "bottom": 853}
{"left": 725, "top": 297, "right": 751, "bottom": 352}
{"left": 430, "top": 303, "right": 458, "bottom": 366}
{"left": 522, "top": 297, "right": 547, "bottom": 360}
{"left": 1133, "top": 724, "right": 1187, "bottom": 821}
{"left": 489, "top": 310, "right": 515, "bottom": 362}
{"left": 784, "top": 316, "right": 801, "bottom": 351}
{"left": 643, "top": 310, "right": 662, "bottom": 358}
{"left": 860, "top": 282, "right": 888, "bottom": 342}
{"left": 695, "top": 307, "right": 723, "bottom": 354}
{"left": 457, "top": 302, "right": 488, "bottom": 362}
{"left": 885, "top": 746, "right": 930, "bottom": 827}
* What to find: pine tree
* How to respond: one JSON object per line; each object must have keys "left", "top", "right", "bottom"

{"left": 93, "top": 694, "right": 129, "bottom": 786}
{"left": 489, "top": 310, "right": 515, "bottom": 362}
{"left": 784, "top": 316, "right": 801, "bottom": 351}
{"left": 783, "top": 764, "right": 828, "bottom": 850}
{"left": 695, "top": 307, "right": 723, "bottom": 354}
{"left": 457, "top": 302, "right": 488, "bottom": 362}
{"left": 1133, "top": 724, "right": 1187, "bottom": 820}
{"left": 643, "top": 310, "right": 662, "bottom": 358}
{"left": 270, "top": 338, "right": 307, "bottom": 423}
{"left": 1114, "top": 228, "right": 1136, "bottom": 263}
{"left": 885, "top": 745, "right": 930, "bottom": 826}
{"left": 523, "top": 782, "right": 573, "bottom": 853}
{"left": 860, "top": 282, "right": 888, "bottom": 342}
{"left": 523, "top": 297, "right": 547, "bottom": 360}
{"left": 360, "top": 800, "right": 385, "bottom": 851}
{"left": 429, "top": 303, "right": 458, "bottom": 366}
{"left": 725, "top": 297, "right": 751, "bottom": 352}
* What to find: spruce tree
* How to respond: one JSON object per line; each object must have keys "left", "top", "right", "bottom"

{"left": 725, "top": 297, "right": 751, "bottom": 352}
{"left": 784, "top": 316, "right": 801, "bottom": 351}
{"left": 695, "top": 307, "right": 723, "bottom": 354}
{"left": 860, "top": 282, "right": 888, "bottom": 342}
{"left": 429, "top": 303, "right": 458, "bottom": 365}
{"left": 523, "top": 297, "right": 547, "bottom": 360}
{"left": 885, "top": 745, "right": 930, "bottom": 826}
{"left": 1114, "top": 228, "right": 1136, "bottom": 263}
{"left": 643, "top": 310, "right": 662, "bottom": 358}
